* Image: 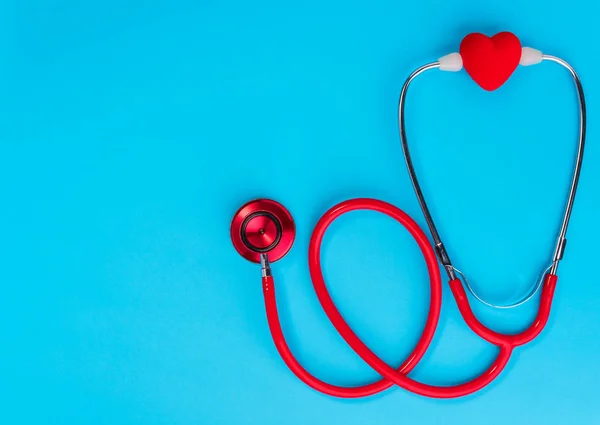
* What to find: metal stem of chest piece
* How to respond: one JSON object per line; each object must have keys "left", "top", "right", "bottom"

{"left": 397, "top": 55, "right": 586, "bottom": 308}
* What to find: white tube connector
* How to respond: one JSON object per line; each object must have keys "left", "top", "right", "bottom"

{"left": 520, "top": 47, "right": 543, "bottom": 66}
{"left": 438, "top": 52, "right": 463, "bottom": 71}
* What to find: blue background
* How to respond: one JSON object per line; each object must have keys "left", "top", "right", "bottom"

{"left": 1, "top": 1, "right": 599, "bottom": 424}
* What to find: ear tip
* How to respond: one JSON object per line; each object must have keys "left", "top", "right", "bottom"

{"left": 439, "top": 52, "right": 463, "bottom": 72}
{"left": 520, "top": 47, "right": 544, "bottom": 66}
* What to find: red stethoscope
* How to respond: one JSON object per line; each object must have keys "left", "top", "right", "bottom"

{"left": 230, "top": 32, "right": 586, "bottom": 399}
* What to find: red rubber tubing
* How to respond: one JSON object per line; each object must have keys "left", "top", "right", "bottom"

{"left": 262, "top": 198, "right": 557, "bottom": 398}
{"left": 263, "top": 198, "right": 442, "bottom": 398}
{"left": 449, "top": 274, "right": 557, "bottom": 348}
{"left": 264, "top": 275, "right": 434, "bottom": 398}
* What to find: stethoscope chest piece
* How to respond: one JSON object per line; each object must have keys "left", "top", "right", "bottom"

{"left": 230, "top": 198, "right": 295, "bottom": 263}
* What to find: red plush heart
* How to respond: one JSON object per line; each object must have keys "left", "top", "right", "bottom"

{"left": 459, "top": 32, "right": 522, "bottom": 91}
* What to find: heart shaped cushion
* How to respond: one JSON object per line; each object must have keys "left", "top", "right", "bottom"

{"left": 459, "top": 32, "right": 522, "bottom": 91}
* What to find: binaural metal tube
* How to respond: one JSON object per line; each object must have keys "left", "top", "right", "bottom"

{"left": 397, "top": 62, "right": 457, "bottom": 280}
{"left": 542, "top": 55, "right": 586, "bottom": 275}
{"left": 397, "top": 55, "right": 586, "bottom": 301}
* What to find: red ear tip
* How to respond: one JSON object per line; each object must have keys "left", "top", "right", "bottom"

{"left": 459, "top": 32, "right": 522, "bottom": 91}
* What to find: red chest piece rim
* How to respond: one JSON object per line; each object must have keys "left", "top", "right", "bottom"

{"left": 230, "top": 199, "right": 295, "bottom": 263}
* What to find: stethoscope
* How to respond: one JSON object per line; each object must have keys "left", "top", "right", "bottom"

{"left": 230, "top": 32, "right": 586, "bottom": 399}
